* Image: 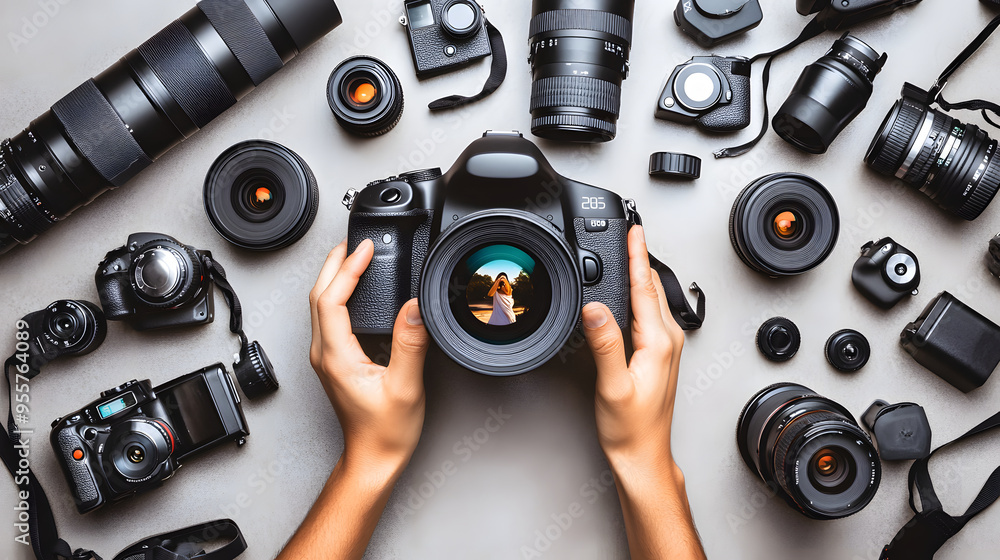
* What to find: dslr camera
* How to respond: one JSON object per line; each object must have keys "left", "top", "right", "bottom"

{"left": 401, "top": 0, "right": 490, "bottom": 77}
{"left": 50, "top": 364, "right": 249, "bottom": 513}
{"left": 343, "top": 131, "right": 632, "bottom": 376}
{"left": 656, "top": 56, "right": 752, "bottom": 132}
{"left": 96, "top": 233, "right": 215, "bottom": 330}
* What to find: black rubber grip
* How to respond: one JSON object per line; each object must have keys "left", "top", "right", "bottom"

{"left": 138, "top": 20, "right": 236, "bottom": 128}
{"left": 529, "top": 9, "right": 632, "bottom": 45}
{"left": 56, "top": 429, "right": 99, "bottom": 504}
{"left": 530, "top": 76, "right": 621, "bottom": 116}
{"left": 199, "top": 0, "right": 283, "bottom": 86}
{"left": 51, "top": 80, "right": 153, "bottom": 187}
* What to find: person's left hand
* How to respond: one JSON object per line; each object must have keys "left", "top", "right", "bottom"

{"left": 309, "top": 239, "right": 431, "bottom": 477}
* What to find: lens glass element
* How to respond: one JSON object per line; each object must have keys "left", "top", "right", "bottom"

{"left": 462, "top": 245, "right": 536, "bottom": 328}
{"left": 773, "top": 211, "right": 799, "bottom": 240}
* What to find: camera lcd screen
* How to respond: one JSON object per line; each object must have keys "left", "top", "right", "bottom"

{"left": 160, "top": 376, "right": 227, "bottom": 449}
{"left": 406, "top": 1, "right": 435, "bottom": 29}
{"left": 97, "top": 391, "right": 137, "bottom": 419}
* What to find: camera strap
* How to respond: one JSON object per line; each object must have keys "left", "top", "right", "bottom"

{"left": 1, "top": 359, "right": 249, "bottom": 560}
{"left": 880, "top": 410, "right": 1000, "bottom": 560}
{"left": 200, "top": 253, "right": 250, "bottom": 351}
{"left": 926, "top": 13, "right": 1000, "bottom": 129}
{"left": 428, "top": 18, "right": 507, "bottom": 111}
{"left": 714, "top": 16, "right": 827, "bottom": 159}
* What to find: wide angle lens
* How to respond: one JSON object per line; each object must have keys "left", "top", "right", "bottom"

{"left": 0, "top": 0, "right": 343, "bottom": 256}
{"left": 736, "top": 383, "right": 881, "bottom": 520}
{"left": 528, "top": 0, "right": 635, "bottom": 143}
{"left": 419, "top": 210, "right": 581, "bottom": 376}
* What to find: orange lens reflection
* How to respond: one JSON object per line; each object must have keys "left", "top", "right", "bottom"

{"left": 773, "top": 211, "right": 798, "bottom": 239}
{"left": 351, "top": 82, "right": 377, "bottom": 105}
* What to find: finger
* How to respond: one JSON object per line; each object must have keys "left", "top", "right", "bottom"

{"left": 318, "top": 239, "right": 376, "bottom": 366}
{"left": 651, "top": 274, "right": 684, "bottom": 401}
{"left": 628, "top": 226, "right": 668, "bottom": 340}
{"left": 582, "top": 302, "right": 632, "bottom": 403}
{"left": 310, "top": 242, "right": 348, "bottom": 366}
{"left": 386, "top": 299, "right": 431, "bottom": 396}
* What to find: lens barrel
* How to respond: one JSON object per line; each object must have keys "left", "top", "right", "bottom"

{"left": 327, "top": 56, "right": 405, "bottom": 137}
{"left": 0, "top": 0, "right": 342, "bottom": 256}
{"left": 737, "top": 383, "right": 881, "bottom": 520}
{"left": 865, "top": 94, "right": 1000, "bottom": 221}
{"left": 773, "top": 34, "right": 887, "bottom": 154}
{"left": 528, "top": 0, "right": 635, "bottom": 143}
{"left": 730, "top": 173, "right": 840, "bottom": 276}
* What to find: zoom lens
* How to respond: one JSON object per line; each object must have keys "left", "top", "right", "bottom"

{"left": 773, "top": 33, "right": 887, "bottom": 154}
{"left": 420, "top": 210, "right": 581, "bottom": 375}
{"left": 865, "top": 93, "right": 1000, "bottom": 221}
{"left": 327, "top": 56, "right": 405, "bottom": 137}
{"left": 528, "top": 0, "right": 635, "bottom": 143}
{"left": 0, "top": 0, "right": 343, "bottom": 256}
{"left": 737, "top": 383, "right": 881, "bottom": 520}
{"left": 205, "top": 140, "right": 319, "bottom": 251}
{"left": 730, "top": 173, "right": 840, "bottom": 276}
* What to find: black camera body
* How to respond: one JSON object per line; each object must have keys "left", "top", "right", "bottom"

{"left": 344, "top": 131, "right": 632, "bottom": 375}
{"left": 16, "top": 300, "right": 106, "bottom": 379}
{"left": 96, "top": 233, "right": 215, "bottom": 331}
{"left": 402, "top": 0, "right": 490, "bottom": 78}
{"left": 50, "top": 363, "right": 249, "bottom": 514}
{"left": 852, "top": 237, "right": 920, "bottom": 309}
{"left": 797, "top": 0, "right": 922, "bottom": 29}
{"left": 656, "top": 56, "right": 751, "bottom": 132}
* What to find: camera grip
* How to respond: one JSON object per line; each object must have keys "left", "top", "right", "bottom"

{"left": 574, "top": 218, "right": 629, "bottom": 329}
{"left": 347, "top": 210, "right": 432, "bottom": 333}
{"left": 95, "top": 272, "right": 132, "bottom": 319}
{"left": 54, "top": 428, "right": 101, "bottom": 510}
{"left": 700, "top": 59, "right": 752, "bottom": 131}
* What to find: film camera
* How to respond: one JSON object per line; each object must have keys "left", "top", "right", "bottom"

{"left": 401, "top": 0, "right": 491, "bottom": 77}
{"left": 656, "top": 56, "right": 752, "bottom": 132}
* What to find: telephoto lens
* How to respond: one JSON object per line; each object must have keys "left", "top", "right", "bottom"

{"left": 773, "top": 33, "right": 887, "bottom": 154}
{"left": 528, "top": 0, "right": 636, "bottom": 142}
{"left": 0, "top": 0, "right": 343, "bottom": 256}
{"left": 327, "top": 56, "right": 405, "bottom": 137}
{"left": 737, "top": 383, "right": 881, "bottom": 520}
{"left": 730, "top": 173, "right": 840, "bottom": 277}
{"left": 204, "top": 140, "right": 319, "bottom": 251}
{"left": 865, "top": 88, "right": 1000, "bottom": 221}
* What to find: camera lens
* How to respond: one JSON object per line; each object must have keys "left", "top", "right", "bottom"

{"left": 0, "top": 0, "right": 343, "bottom": 256}
{"left": 528, "top": 0, "right": 635, "bottom": 143}
{"left": 420, "top": 210, "right": 581, "bottom": 375}
{"left": 737, "top": 383, "right": 881, "bottom": 519}
{"left": 865, "top": 96, "right": 1000, "bottom": 221}
{"left": 205, "top": 140, "right": 319, "bottom": 251}
{"left": 126, "top": 444, "right": 146, "bottom": 464}
{"left": 773, "top": 34, "right": 887, "bottom": 154}
{"left": 730, "top": 173, "right": 840, "bottom": 276}
{"left": 826, "top": 329, "right": 871, "bottom": 372}
{"left": 441, "top": 0, "right": 483, "bottom": 38}
{"left": 327, "top": 56, "right": 405, "bottom": 137}
{"left": 107, "top": 419, "right": 175, "bottom": 482}
{"left": 43, "top": 300, "right": 107, "bottom": 353}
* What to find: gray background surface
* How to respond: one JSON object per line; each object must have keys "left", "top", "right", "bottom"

{"left": 3, "top": 0, "right": 1000, "bottom": 558}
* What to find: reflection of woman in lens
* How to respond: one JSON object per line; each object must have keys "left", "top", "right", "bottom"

{"left": 486, "top": 272, "right": 516, "bottom": 325}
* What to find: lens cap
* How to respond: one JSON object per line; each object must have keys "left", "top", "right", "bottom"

{"left": 649, "top": 152, "right": 701, "bottom": 180}
{"left": 825, "top": 329, "right": 871, "bottom": 372}
{"left": 757, "top": 317, "right": 801, "bottom": 362}
{"left": 234, "top": 340, "right": 279, "bottom": 399}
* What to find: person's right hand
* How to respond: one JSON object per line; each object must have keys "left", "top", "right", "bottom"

{"left": 580, "top": 225, "right": 686, "bottom": 480}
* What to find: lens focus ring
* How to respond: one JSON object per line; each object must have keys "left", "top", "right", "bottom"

{"left": 530, "top": 76, "right": 621, "bottom": 116}
{"left": 868, "top": 98, "right": 924, "bottom": 176}
{"left": 529, "top": 9, "right": 633, "bottom": 45}
{"left": 957, "top": 142, "right": 1000, "bottom": 220}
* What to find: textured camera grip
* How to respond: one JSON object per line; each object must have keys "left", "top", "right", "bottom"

{"left": 409, "top": 18, "right": 490, "bottom": 76}
{"left": 347, "top": 210, "right": 432, "bottom": 333}
{"left": 575, "top": 218, "right": 629, "bottom": 329}
{"left": 55, "top": 428, "right": 100, "bottom": 507}
{"left": 96, "top": 273, "right": 132, "bottom": 319}
{"left": 699, "top": 58, "right": 752, "bottom": 132}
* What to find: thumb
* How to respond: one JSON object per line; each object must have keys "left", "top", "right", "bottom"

{"left": 387, "top": 299, "right": 431, "bottom": 378}
{"left": 582, "top": 303, "right": 630, "bottom": 402}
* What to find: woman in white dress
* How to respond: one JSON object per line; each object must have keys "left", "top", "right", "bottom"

{"left": 486, "top": 273, "right": 516, "bottom": 325}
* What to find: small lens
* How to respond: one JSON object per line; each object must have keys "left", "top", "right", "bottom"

{"left": 773, "top": 211, "right": 799, "bottom": 239}
{"left": 49, "top": 311, "right": 79, "bottom": 340}
{"left": 126, "top": 444, "right": 145, "bottom": 464}
{"left": 328, "top": 57, "right": 404, "bottom": 137}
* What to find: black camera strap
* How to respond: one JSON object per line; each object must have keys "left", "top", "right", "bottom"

{"left": 714, "top": 16, "right": 827, "bottom": 159}
{"left": 201, "top": 254, "right": 249, "bottom": 349}
{"left": 428, "top": 18, "right": 507, "bottom": 111}
{"left": 880, "top": 410, "right": 1000, "bottom": 560}
{"left": 1, "top": 358, "right": 249, "bottom": 560}
{"left": 926, "top": 13, "right": 1000, "bottom": 129}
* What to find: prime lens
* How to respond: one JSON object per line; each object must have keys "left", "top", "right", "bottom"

{"left": 737, "top": 383, "right": 881, "bottom": 520}
{"left": 0, "top": 0, "right": 342, "bottom": 256}
{"left": 528, "top": 0, "right": 635, "bottom": 143}
{"left": 865, "top": 92, "right": 1000, "bottom": 220}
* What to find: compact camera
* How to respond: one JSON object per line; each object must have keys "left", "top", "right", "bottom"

{"left": 50, "top": 364, "right": 249, "bottom": 513}
{"left": 96, "top": 233, "right": 215, "bottom": 331}
{"left": 852, "top": 237, "right": 920, "bottom": 309}
{"left": 656, "top": 56, "right": 751, "bottom": 132}
{"left": 14, "top": 300, "right": 106, "bottom": 378}
{"left": 401, "top": 0, "right": 490, "bottom": 77}
{"left": 343, "top": 131, "right": 633, "bottom": 376}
